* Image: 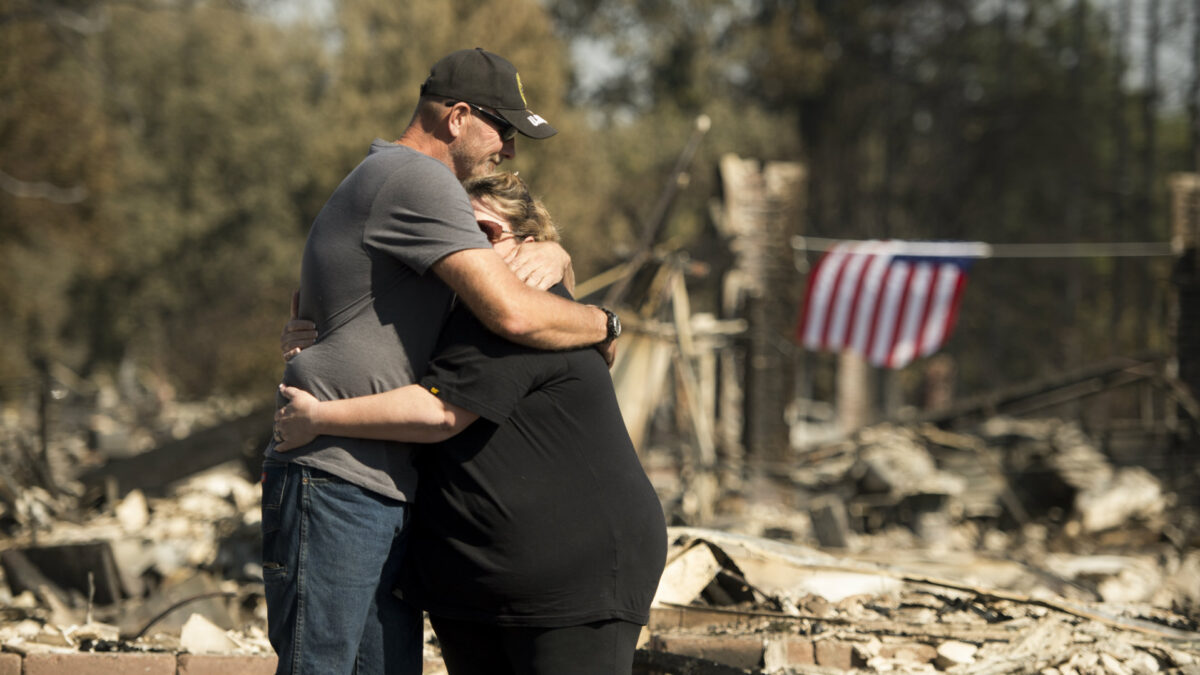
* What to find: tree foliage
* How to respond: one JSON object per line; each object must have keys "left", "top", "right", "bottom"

{"left": 548, "top": 0, "right": 1197, "bottom": 400}
{"left": 0, "top": 0, "right": 1197, "bottom": 411}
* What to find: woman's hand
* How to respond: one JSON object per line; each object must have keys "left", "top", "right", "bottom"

{"left": 281, "top": 291, "right": 318, "bottom": 361}
{"left": 273, "top": 384, "right": 322, "bottom": 451}
{"left": 503, "top": 240, "right": 571, "bottom": 291}
{"left": 281, "top": 319, "right": 318, "bottom": 361}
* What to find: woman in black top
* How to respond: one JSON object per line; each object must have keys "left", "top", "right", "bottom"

{"left": 273, "top": 173, "right": 667, "bottom": 675}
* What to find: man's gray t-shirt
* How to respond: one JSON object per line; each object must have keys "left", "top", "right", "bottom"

{"left": 266, "top": 140, "right": 490, "bottom": 501}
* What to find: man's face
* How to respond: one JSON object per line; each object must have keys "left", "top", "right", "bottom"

{"left": 450, "top": 105, "right": 515, "bottom": 180}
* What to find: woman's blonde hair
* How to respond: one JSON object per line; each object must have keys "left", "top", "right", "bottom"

{"left": 463, "top": 172, "right": 559, "bottom": 243}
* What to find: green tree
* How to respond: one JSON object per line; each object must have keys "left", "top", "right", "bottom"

{"left": 77, "top": 1, "right": 328, "bottom": 395}
{"left": 3, "top": 0, "right": 1196, "bottom": 413}
{"left": 0, "top": 0, "right": 329, "bottom": 400}
{"left": 0, "top": 0, "right": 112, "bottom": 392}
{"left": 549, "top": 0, "right": 1192, "bottom": 406}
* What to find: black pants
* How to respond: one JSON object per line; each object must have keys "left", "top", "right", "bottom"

{"left": 430, "top": 614, "right": 643, "bottom": 675}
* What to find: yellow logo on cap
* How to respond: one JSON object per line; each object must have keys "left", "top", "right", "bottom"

{"left": 516, "top": 73, "right": 527, "bottom": 106}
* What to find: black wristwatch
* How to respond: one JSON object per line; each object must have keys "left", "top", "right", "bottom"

{"left": 598, "top": 306, "right": 621, "bottom": 344}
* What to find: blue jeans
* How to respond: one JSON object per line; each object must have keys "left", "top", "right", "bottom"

{"left": 261, "top": 460, "right": 422, "bottom": 675}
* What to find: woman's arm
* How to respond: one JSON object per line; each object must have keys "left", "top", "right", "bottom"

{"left": 273, "top": 384, "right": 480, "bottom": 451}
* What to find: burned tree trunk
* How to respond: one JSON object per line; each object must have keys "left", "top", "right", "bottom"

{"left": 718, "top": 155, "right": 806, "bottom": 464}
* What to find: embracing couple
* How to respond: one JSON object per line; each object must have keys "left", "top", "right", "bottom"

{"left": 260, "top": 48, "right": 667, "bottom": 675}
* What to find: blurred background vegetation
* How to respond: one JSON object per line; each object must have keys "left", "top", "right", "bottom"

{"left": 1, "top": 0, "right": 1197, "bottom": 412}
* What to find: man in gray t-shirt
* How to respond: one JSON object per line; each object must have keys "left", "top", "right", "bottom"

{"left": 260, "top": 49, "right": 618, "bottom": 675}
{"left": 267, "top": 141, "right": 484, "bottom": 502}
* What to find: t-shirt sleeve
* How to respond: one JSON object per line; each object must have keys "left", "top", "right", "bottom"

{"left": 419, "top": 286, "right": 573, "bottom": 424}
{"left": 363, "top": 155, "right": 490, "bottom": 274}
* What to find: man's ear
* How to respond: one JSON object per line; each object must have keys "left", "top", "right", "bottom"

{"left": 446, "top": 102, "right": 470, "bottom": 139}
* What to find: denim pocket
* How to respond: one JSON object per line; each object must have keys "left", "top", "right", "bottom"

{"left": 260, "top": 460, "right": 288, "bottom": 535}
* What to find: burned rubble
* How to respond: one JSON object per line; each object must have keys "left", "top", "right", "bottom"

{"left": 635, "top": 418, "right": 1200, "bottom": 673}
{"left": 1, "top": 363, "right": 1199, "bottom": 674}
{"left": 0, "top": 370, "right": 272, "bottom": 659}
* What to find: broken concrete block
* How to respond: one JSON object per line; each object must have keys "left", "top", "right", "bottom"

{"left": 1125, "top": 650, "right": 1161, "bottom": 674}
{"left": 1100, "top": 652, "right": 1135, "bottom": 675}
{"left": 935, "top": 640, "right": 978, "bottom": 668}
{"left": 808, "top": 494, "right": 850, "bottom": 548}
{"left": 763, "top": 636, "right": 815, "bottom": 670}
{"left": 854, "top": 429, "right": 967, "bottom": 498}
{"left": 814, "top": 639, "right": 864, "bottom": 670}
{"left": 114, "top": 489, "right": 149, "bottom": 532}
{"left": 651, "top": 543, "right": 722, "bottom": 607}
{"left": 1157, "top": 551, "right": 1200, "bottom": 618}
{"left": 1075, "top": 467, "right": 1164, "bottom": 533}
{"left": 180, "top": 614, "right": 240, "bottom": 654}
{"left": 174, "top": 466, "right": 260, "bottom": 514}
{"left": 29, "top": 625, "right": 72, "bottom": 648}
{"left": 878, "top": 642, "right": 938, "bottom": 664}
{"left": 67, "top": 622, "right": 120, "bottom": 643}
{"left": 1, "top": 620, "right": 43, "bottom": 641}
{"left": 1044, "top": 554, "right": 1163, "bottom": 604}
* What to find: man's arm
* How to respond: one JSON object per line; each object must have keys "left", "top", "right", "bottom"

{"left": 273, "top": 384, "right": 478, "bottom": 450}
{"left": 432, "top": 248, "right": 607, "bottom": 351}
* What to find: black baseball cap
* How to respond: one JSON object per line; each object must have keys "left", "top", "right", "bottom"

{"left": 420, "top": 48, "right": 558, "bottom": 140}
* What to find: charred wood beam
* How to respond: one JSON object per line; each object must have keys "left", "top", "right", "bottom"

{"left": 77, "top": 404, "right": 273, "bottom": 499}
{"left": 911, "top": 354, "right": 1167, "bottom": 427}
{"left": 10, "top": 542, "right": 126, "bottom": 605}
{"left": 997, "top": 369, "right": 1153, "bottom": 419}
{"left": 0, "top": 549, "right": 74, "bottom": 612}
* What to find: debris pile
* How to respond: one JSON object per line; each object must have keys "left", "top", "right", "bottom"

{"left": 0, "top": 464, "right": 269, "bottom": 657}
{"left": 643, "top": 528, "right": 1200, "bottom": 674}
{"left": 1, "top": 379, "right": 1198, "bottom": 675}
{"left": 632, "top": 416, "right": 1200, "bottom": 672}
{"left": 697, "top": 420, "right": 1196, "bottom": 566}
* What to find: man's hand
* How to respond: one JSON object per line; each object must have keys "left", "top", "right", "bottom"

{"left": 281, "top": 290, "right": 317, "bottom": 361}
{"left": 273, "top": 384, "right": 321, "bottom": 451}
{"left": 597, "top": 339, "right": 617, "bottom": 369}
{"left": 503, "top": 240, "right": 572, "bottom": 291}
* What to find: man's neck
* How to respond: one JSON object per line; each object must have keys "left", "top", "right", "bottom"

{"left": 395, "top": 130, "right": 455, "bottom": 174}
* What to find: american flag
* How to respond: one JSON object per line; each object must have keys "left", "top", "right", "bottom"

{"left": 796, "top": 240, "right": 982, "bottom": 369}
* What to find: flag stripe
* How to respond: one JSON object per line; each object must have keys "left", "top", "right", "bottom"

{"left": 799, "top": 246, "right": 847, "bottom": 348}
{"left": 891, "top": 262, "right": 934, "bottom": 368}
{"left": 918, "top": 263, "right": 959, "bottom": 356}
{"left": 928, "top": 267, "right": 968, "bottom": 356}
{"left": 796, "top": 240, "right": 976, "bottom": 369}
{"left": 826, "top": 245, "right": 872, "bottom": 347}
{"left": 881, "top": 261, "right": 916, "bottom": 368}
{"left": 850, "top": 249, "right": 893, "bottom": 355}
{"left": 820, "top": 248, "right": 855, "bottom": 349}
{"left": 869, "top": 260, "right": 907, "bottom": 366}
{"left": 797, "top": 247, "right": 836, "bottom": 346}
